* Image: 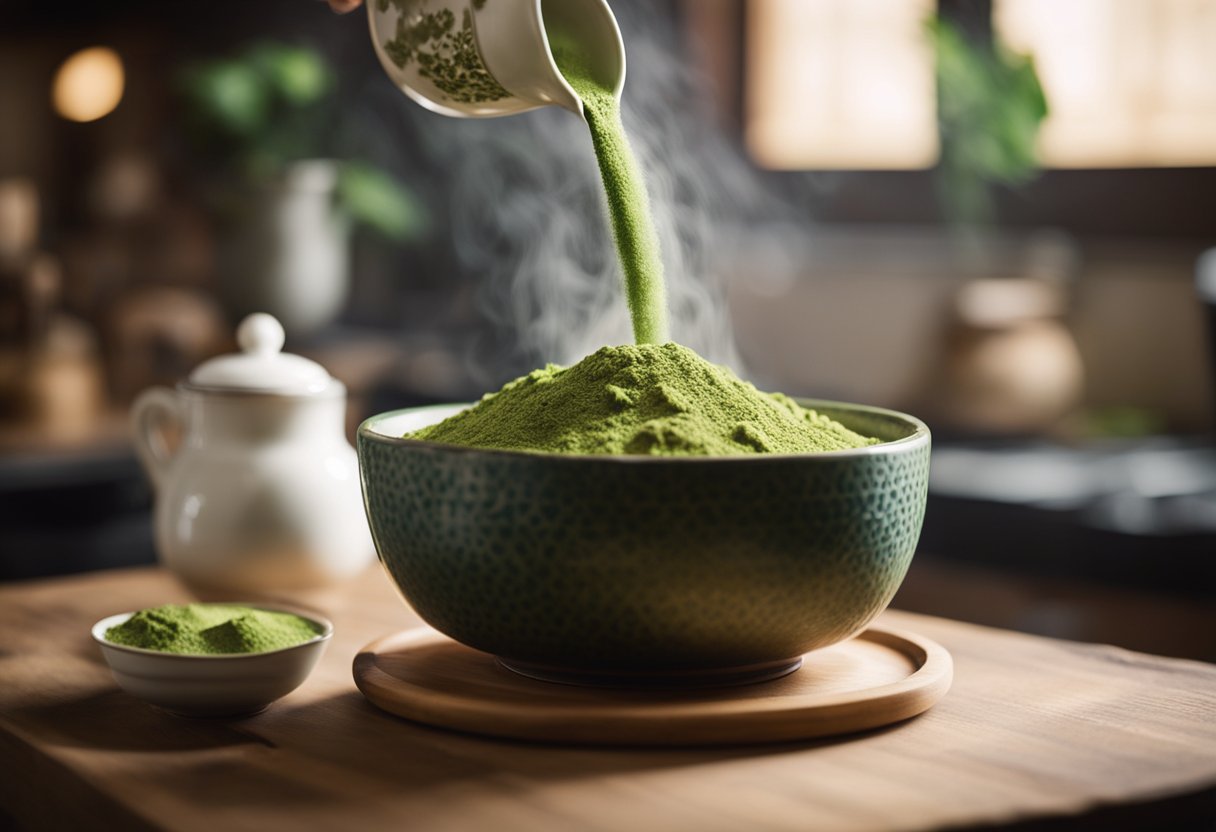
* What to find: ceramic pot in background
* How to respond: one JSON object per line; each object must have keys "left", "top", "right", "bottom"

{"left": 130, "top": 313, "right": 374, "bottom": 597}
{"left": 932, "top": 277, "right": 1084, "bottom": 435}
{"left": 219, "top": 161, "right": 350, "bottom": 339}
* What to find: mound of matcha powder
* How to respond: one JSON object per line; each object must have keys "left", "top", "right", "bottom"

{"left": 410, "top": 343, "right": 878, "bottom": 455}
{"left": 105, "top": 604, "right": 323, "bottom": 655}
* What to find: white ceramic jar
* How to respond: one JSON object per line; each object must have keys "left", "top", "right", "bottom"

{"left": 130, "top": 313, "right": 374, "bottom": 594}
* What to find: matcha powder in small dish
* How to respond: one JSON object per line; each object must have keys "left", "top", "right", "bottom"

{"left": 410, "top": 343, "right": 879, "bottom": 456}
{"left": 105, "top": 604, "right": 325, "bottom": 655}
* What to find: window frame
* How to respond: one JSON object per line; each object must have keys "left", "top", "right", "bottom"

{"left": 685, "top": 0, "right": 1216, "bottom": 241}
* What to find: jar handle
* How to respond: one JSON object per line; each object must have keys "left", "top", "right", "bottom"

{"left": 130, "top": 387, "right": 181, "bottom": 491}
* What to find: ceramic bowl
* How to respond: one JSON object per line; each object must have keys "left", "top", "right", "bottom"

{"left": 358, "top": 400, "right": 930, "bottom": 685}
{"left": 92, "top": 607, "right": 333, "bottom": 717}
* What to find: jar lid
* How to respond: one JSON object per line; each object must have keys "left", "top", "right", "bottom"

{"left": 955, "top": 278, "right": 1065, "bottom": 328}
{"left": 188, "top": 313, "right": 335, "bottom": 395}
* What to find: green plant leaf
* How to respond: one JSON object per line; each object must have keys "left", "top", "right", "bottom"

{"left": 927, "top": 16, "right": 1050, "bottom": 227}
{"left": 182, "top": 60, "right": 269, "bottom": 136}
{"left": 250, "top": 43, "right": 332, "bottom": 106}
{"left": 338, "top": 162, "right": 428, "bottom": 241}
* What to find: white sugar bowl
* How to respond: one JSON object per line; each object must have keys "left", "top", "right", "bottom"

{"left": 130, "top": 313, "right": 374, "bottom": 595}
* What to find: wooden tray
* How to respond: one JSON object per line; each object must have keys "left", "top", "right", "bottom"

{"left": 353, "top": 626, "right": 952, "bottom": 746}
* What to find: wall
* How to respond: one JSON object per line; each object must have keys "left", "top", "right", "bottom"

{"left": 728, "top": 225, "right": 1214, "bottom": 433}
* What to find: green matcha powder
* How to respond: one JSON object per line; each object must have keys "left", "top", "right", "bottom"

{"left": 551, "top": 37, "right": 667, "bottom": 345}
{"left": 408, "top": 29, "right": 878, "bottom": 456}
{"left": 412, "top": 343, "right": 877, "bottom": 455}
{"left": 105, "top": 604, "right": 323, "bottom": 655}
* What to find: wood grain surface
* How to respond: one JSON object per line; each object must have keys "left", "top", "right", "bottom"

{"left": 353, "top": 625, "right": 953, "bottom": 746}
{"left": 1, "top": 566, "right": 1215, "bottom": 831}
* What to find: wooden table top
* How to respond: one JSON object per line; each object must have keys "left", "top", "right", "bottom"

{"left": 2, "top": 566, "right": 1214, "bottom": 831}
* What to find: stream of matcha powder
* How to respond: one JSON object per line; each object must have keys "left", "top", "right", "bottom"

{"left": 550, "top": 37, "right": 668, "bottom": 345}
{"left": 398, "top": 26, "right": 876, "bottom": 456}
{"left": 410, "top": 343, "right": 877, "bottom": 455}
{"left": 105, "top": 604, "right": 323, "bottom": 655}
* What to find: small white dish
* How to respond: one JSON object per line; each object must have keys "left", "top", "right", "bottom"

{"left": 92, "top": 606, "right": 333, "bottom": 718}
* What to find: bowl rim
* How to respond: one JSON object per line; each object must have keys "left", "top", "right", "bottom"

{"left": 91, "top": 603, "right": 334, "bottom": 661}
{"left": 357, "top": 397, "right": 930, "bottom": 463}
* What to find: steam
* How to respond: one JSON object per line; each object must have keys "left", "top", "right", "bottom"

{"left": 351, "top": 0, "right": 795, "bottom": 382}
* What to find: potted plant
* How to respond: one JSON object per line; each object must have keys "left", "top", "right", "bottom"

{"left": 920, "top": 19, "right": 1084, "bottom": 436}
{"left": 179, "top": 42, "right": 425, "bottom": 336}
{"left": 926, "top": 16, "right": 1048, "bottom": 232}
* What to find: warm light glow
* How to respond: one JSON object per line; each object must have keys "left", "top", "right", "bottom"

{"left": 996, "top": 0, "right": 1216, "bottom": 167}
{"left": 746, "top": 0, "right": 937, "bottom": 170}
{"left": 52, "top": 47, "right": 125, "bottom": 123}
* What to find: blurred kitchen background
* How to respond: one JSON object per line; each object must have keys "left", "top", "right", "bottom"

{"left": 1, "top": 0, "right": 1213, "bottom": 659}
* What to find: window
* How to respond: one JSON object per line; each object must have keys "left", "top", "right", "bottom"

{"left": 745, "top": 0, "right": 938, "bottom": 170}
{"left": 996, "top": 0, "right": 1216, "bottom": 167}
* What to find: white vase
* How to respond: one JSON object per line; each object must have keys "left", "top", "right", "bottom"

{"left": 220, "top": 160, "right": 350, "bottom": 338}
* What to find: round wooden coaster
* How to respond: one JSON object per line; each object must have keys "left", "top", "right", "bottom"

{"left": 353, "top": 626, "right": 952, "bottom": 746}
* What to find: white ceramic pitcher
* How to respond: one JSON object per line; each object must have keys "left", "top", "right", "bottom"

{"left": 367, "top": 0, "right": 625, "bottom": 119}
{"left": 130, "top": 313, "right": 373, "bottom": 595}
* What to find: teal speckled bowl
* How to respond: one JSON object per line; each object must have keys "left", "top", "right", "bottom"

{"left": 357, "top": 401, "right": 930, "bottom": 685}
